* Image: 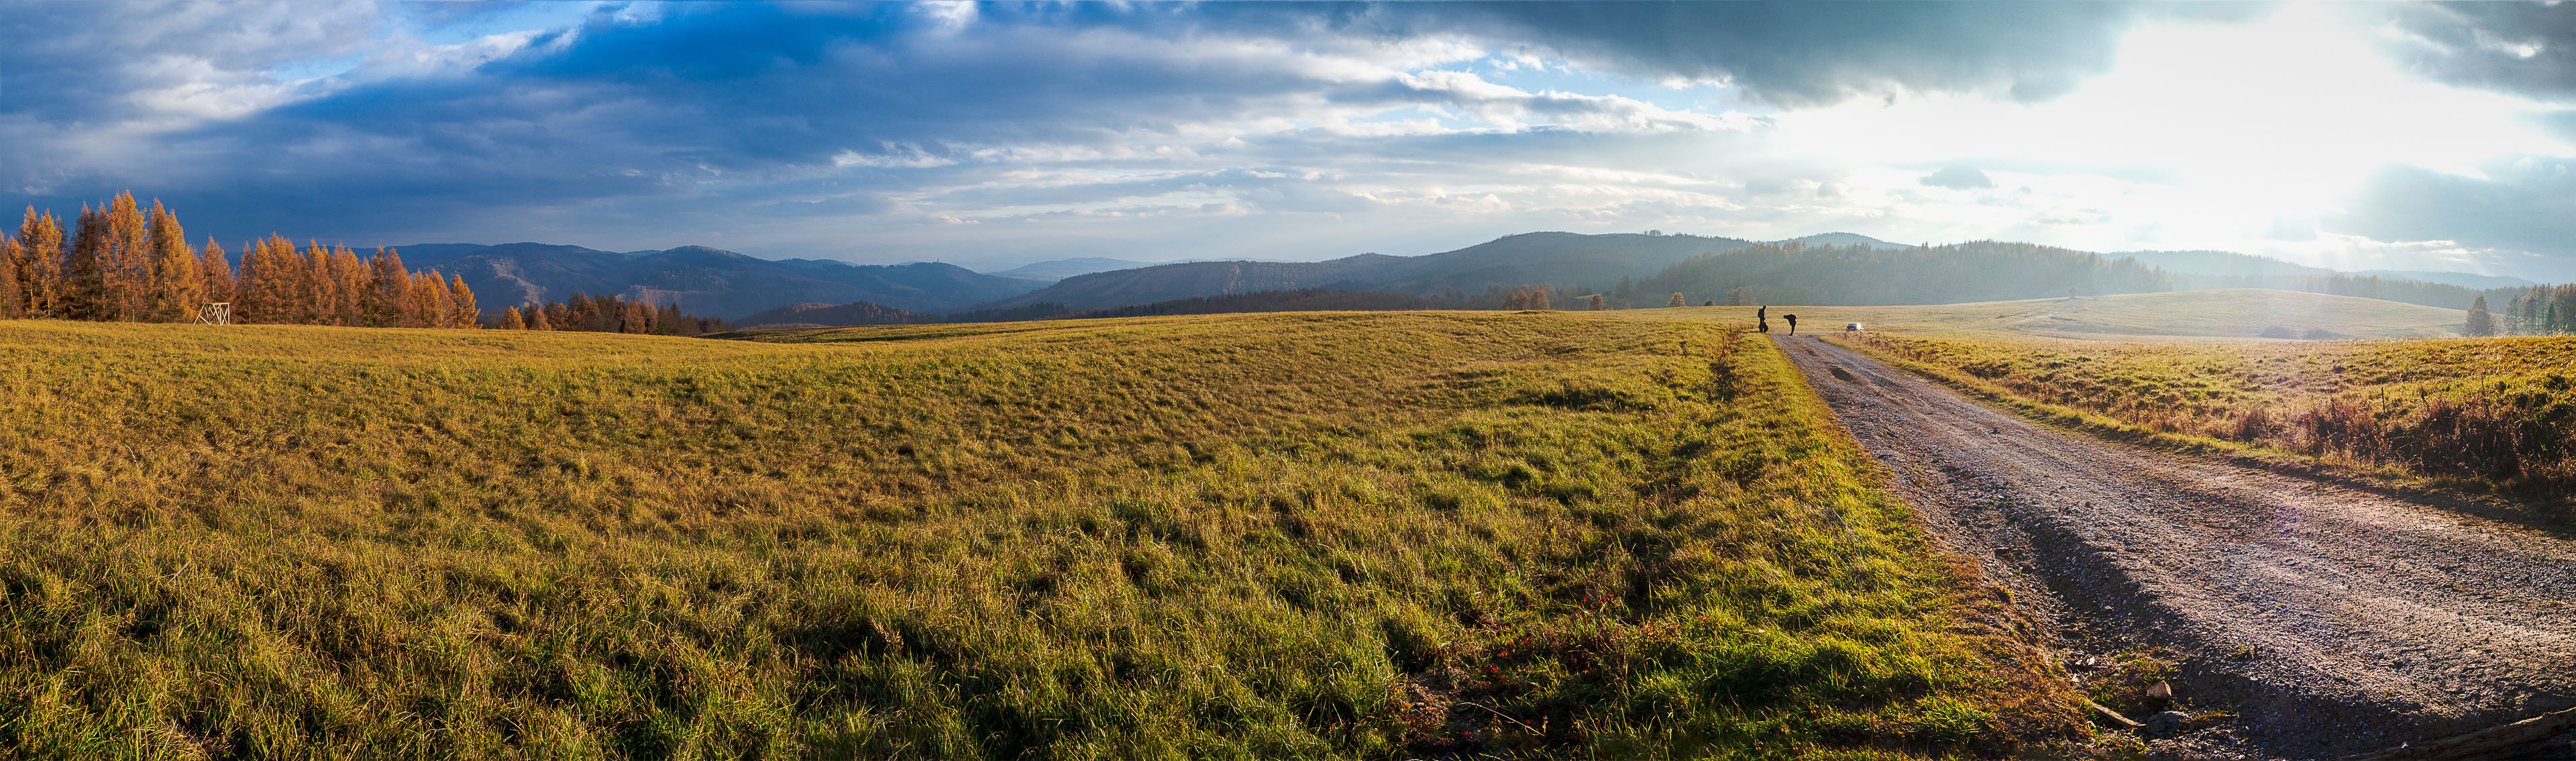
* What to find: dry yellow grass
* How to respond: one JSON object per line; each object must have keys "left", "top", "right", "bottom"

{"left": 1834, "top": 328, "right": 2576, "bottom": 494}
{"left": 0, "top": 313, "right": 2081, "bottom": 760}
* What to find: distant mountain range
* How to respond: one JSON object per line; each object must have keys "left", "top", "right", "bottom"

{"left": 382, "top": 232, "right": 2532, "bottom": 326}
{"left": 987, "top": 231, "right": 1766, "bottom": 311}
{"left": 392, "top": 242, "right": 1044, "bottom": 319}
{"left": 985, "top": 258, "right": 1164, "bottom": 283}
{"left": 2351, "top": 270, "right": 2536, "bottom": 290}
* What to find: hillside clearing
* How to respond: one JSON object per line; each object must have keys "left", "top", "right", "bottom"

{"left": 0, "top": 314, "right": 2081, "bottom": 760}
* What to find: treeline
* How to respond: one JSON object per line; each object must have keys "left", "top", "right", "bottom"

{"left": 2169, "top": 271, "right": 2489, "bottom": 312}
{"left": 498, "top": 293, "right": 731, "bottom": 336}
{"left": 0, "top": 192, "right": 480, "bottom": 327}
{"left": 2478, "top": 285, "right": 2576, "bottom": 336}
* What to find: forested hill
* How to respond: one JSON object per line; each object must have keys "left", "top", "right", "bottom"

{"left": 400, "top": 243, "right": 1045, "bottom": 319}
{"left": 987, "top": 232, "right": 1753, "bottom": 310}
{"left": 737, "top": 300, "right": 939, "bottom": 329}
{"left": 1632, "top": 242, "right": 2173, "bottom": 307}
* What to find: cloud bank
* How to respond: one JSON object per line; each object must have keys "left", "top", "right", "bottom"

{"left": 4, "top": 1, "right": 2573, "bottom": 280}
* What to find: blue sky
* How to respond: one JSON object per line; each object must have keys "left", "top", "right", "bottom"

{"left": 9, "top": 1, "right": 2576, "bottom": 278}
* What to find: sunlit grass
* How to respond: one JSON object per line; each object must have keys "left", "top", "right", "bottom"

{"left": 0, "top": 313, "right": 2080, "bottom": 759}
{"left": 1835, "top": 329, "right": 2576, "bottom": 495}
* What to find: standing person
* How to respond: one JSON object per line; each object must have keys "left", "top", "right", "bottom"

{"left": 1758, "top": 305, "right": 1770, "bottom": 333}
{"left": 1785, "top": 313, "right": 1798, "bottom": 334}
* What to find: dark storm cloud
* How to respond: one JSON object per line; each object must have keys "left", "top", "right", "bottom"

{"left": 1365, "top": 2, "right": 2208, "bottom": 106}
{"left": 2371, "top": 3, "right": 2576, "bottom": 103}
{"left": 2330, "top": 157, "right": 2576, "bottom": 279}
{"left": 0, "top": 1, "right": 2182, "bottom": 249}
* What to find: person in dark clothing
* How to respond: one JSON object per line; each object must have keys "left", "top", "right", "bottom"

{"left": 1757, "top": 305, "right": 1770, "bottom": 333}
{"left": 1785, "top": 313, "right": 1798, "bottom": 334}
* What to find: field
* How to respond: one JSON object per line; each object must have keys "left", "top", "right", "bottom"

{"left": 0, "top": 313, "right": 2082, "bottom": 760}
{"left": 2010, "top": 289, "right": 2464, "bottom": 340}
{"left": 1831, "top": 326, "right": 2576, "bottom": 495}
{"left": 1641, "top": 289, "right": 2463, "bottom": 340}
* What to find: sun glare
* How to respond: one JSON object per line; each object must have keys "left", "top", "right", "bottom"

{"left": 1772, "top": 3, "right": 2565, "bottom": 252}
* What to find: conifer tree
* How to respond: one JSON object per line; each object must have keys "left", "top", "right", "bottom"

{"left": 621, "top": 299, "right": 651, "bottom": 334}
{"left": 235, "top": 235, "right": 298, "bottom": 324}
{"left": 327, "top": 246, "right": 366, "bottom": 326}
{"left": 501, "top": 307, "right": 526, "bottom": 329}
{"left": 146, "top": 202, "right": 203, "bottom": 321}
{"left": 2465, "top": 295, "right": 2496, "bottom": 337}
{"left": 103, "top": 193, "right": 150, "bottom": 319}
{"left": 368, "top": 248, "right": 413, "bottom": 327}
{"left": 566, "top": 293, "right": 595, "bottom": 330}
{"left": 66, "top": 205, "right": 110, "bottom": 320}
{"left": 1668, "top": 292, "right": 1686, "bottom": 308}
{"left": 0, "top": 234, "right": 21, "bottom": 319}
{"left": 411, "top": 271, "right": 451, "bottom": 327}
{"left": 199, "top": 239, "right": 233, "bottom": 307}
{"left": 447, "top": 274, "right": 480, "bottom": 327}
{"left": 231, "top": 237, "right": 270, "bottom": 322}
{"left": 542, "top": 301, "right": 568, "bottom": 331}
{"left": 655, "top": 303, "right": 686, "bottom": 336}
{"left": 17, "top": 208, "right": 62, "bottom": 318}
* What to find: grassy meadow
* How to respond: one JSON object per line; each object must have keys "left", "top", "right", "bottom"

{"left": 1642, "top": 289, "right": 2462, "bottom": 340}
{"left": 2010, "top": 289, "right": 2463, "bottom": 340}
{"left": 1833, "top": 328, "right": 2576, "bottom": 495}
{"left": 0, "top": 313, "right": 2082, "bottom": 760}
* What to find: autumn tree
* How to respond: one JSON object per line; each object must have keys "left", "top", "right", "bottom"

{"left": 1588, "top": 293, "right": 1605, "bottom": 311}
{"left": 199, "top": 239, "right": 234, "bottom": 307}
{"left": 447, "top": 274, "right": 479, "bottom": 327}
{"left": 233, "top": 235, "right": 305, "bottom": 324}
{"left": 621, "top": 298, "right": 651, "bottom": 334}
{"left": 17, "top": 208, "right": 62, "bottom": 318}
{"left": 500, "top": 307, "right": 526, "bottom": 329}
{"left": 66, "top": 205, "right": 111, "bottom": 320}
{"left": 146, "top": 202, "right": 203, "bottom": 321}
{"left": 0, "top": 234, "right": 21, "bottom": 319}
{"left": 527, "top": 303, "right": 552, "bottom": 330}
{"left": 1667, "top": 292, "right": 1686, "bottom": 308}
{"left": 367, "top": 248, "right": 413, "bottom": 327}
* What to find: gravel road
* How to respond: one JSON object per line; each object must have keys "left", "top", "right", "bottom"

{"left": 1770, "top": 334, "right": 2576, "bottom": 760}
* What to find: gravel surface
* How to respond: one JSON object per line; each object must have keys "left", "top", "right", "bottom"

{"left": 1771, "top": 334, "right": 2576, "bottom": 760}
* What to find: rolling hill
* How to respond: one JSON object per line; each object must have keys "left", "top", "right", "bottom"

{"left": 987, "top": 232, "right": 1756, "bottom": 310}
{"left": 737, "top": 299, "right": 938, "bottom": 328}
{"left": 394, "top": 242, "right": 1046, "bottom": 319}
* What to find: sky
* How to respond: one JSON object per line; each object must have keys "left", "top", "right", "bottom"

{"left": 9, "top": 1, "right": 2576, "bottom": 278}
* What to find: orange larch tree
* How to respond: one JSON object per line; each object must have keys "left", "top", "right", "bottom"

{"left": 447, "top": 274, "right": 480, "bottom": 327}
{"left": 103, "top": 193, "right": 151, "bottom": 319}
{"left": 146, "top": 201, "right": 203, "bottom": 321}
{"left": 17, "top": 208, "right": 63, "bottom": 318}
{"left": 0, "top": 233, "right": 21, "bottom": 319}
{"left": 199, "top": 239, "right": 234, "bottom": 306}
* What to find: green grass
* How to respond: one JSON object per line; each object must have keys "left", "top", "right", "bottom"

{"left": 0, "top": 313, "right": 2082, "bottom": 759}
{"left": 2016, "top": 289, "right": 2463, "bottom": 340}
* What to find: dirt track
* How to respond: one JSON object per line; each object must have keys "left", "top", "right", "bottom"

{"left": 1770, "top": 334, "right": 2576, "bottom": 760}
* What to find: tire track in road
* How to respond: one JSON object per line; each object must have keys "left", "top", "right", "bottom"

{"left": 1770, "top": 334, "right": 2576, "bottom": 760}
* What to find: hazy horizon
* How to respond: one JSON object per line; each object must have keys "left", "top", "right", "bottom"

{"left": 13, "top": 2, "right": 2576, "bottom": 279}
